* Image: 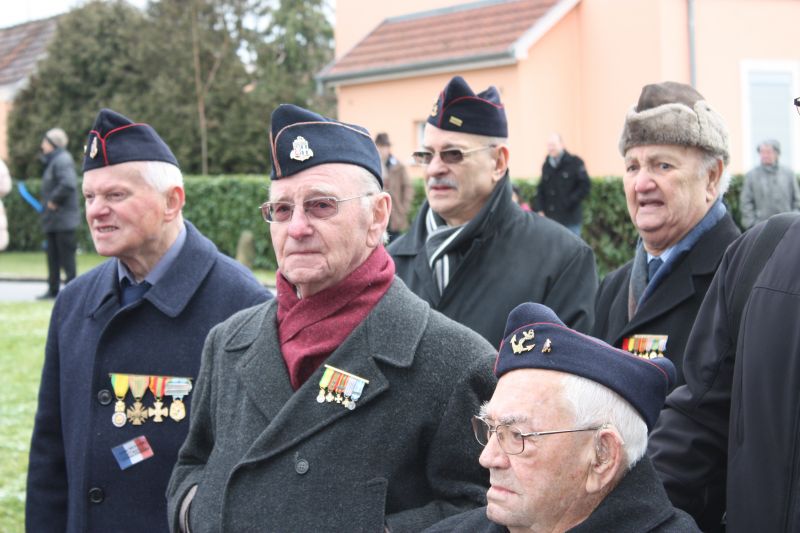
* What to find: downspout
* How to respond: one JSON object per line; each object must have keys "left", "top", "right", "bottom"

{"left": 688, "top": 0, "right": 697, "bottom": 87}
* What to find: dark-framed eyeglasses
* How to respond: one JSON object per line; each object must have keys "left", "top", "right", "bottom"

{"left": 412, "top": 145, "right": 496, "bottom": 165}
{"left": 795, "top": 96, "right": 800, "bottom": 117}
{"left": 471, "top": 415, "right": 604, "bottom": 455}
{"left": 260, "top": 193, "right": 374, "bottom": 224}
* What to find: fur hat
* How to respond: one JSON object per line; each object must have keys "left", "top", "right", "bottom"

{"left": 618, "top": 81, "right": 729, "bottom": 164}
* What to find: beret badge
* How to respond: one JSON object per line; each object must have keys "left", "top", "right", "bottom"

{"left": 89, "top": 136, "right": 98, "bottom": 159}
{"left": 510, "top": 329, "right": 535, "bottom": 355}
{"left": 429, "top": 102, "right": 438, "bottom": 117}
{"left": 290, "top": 136, "right": 314, "bottom": 162}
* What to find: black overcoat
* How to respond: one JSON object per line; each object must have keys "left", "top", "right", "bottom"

{"left": 422, "top": 458, "right": 699, "bottom": 532}
{"left": 25, "top": 222, "right": 270, "bottom": 533}
{"left": 649, "top": 216, "right": 800, "bottom": 532}
{"left": 592, "top": 214, "right": 740, "bottom": 386}
{"left": 533, "top": 150, "right": 591, "bottom": 226}
{"left": 167, "top": 279, "right": 497, "bottom": 532}
{"left": 390, "top": 177, "right": 597, "bottom": 345}
{"left": 40, "top": 147, "right": 80, "bottom": 232}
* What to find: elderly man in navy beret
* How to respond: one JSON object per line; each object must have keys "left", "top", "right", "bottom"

{"left": 25, "top": 109, "right": 270, "bottom": 533}
{"left": 390, "top": 76, "right": 597, "bottom": 346}
{"left": 425, "top": 303, "right": 698, "bottom": 532}
{"left": 167, "top": 104, "right": 497, "bottom": 532}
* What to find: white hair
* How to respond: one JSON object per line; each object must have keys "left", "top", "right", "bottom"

{"left": 129, "top": 161, "right": 184, "bottom": 193}
{"left": 560, "top": 373, "right": 648, "bottom": 470}
{"left": 697, "top": 150, "right": 730, "bottom": 198}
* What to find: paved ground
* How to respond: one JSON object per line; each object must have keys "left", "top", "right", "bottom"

{"left": 0, "top": 280, "right": 51, "bottom": 302}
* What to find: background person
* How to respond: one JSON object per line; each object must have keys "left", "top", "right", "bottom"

{"left": 533, "top": 132, "right": 590, "bottom": 235}
{"left": 375, "top": 132, "right": 414, "bottom": 242}
{"left": 739, "top": 138, "right": 800, "bottom": 230}
{"left": 38, "top": 127, "right": 80, "bottom": 298}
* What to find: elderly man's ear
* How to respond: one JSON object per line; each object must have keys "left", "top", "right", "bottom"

{"left": 704, "top": 158, "right": 724, "bottom": 204}
{"left": 164, "top": 186, "right": 185, "bottom": 222}
{"left": 585, "top": 428, "right": 626, "bottom": 494}
{"left": 367, "top": 192, "right": 392, "bottom": 248}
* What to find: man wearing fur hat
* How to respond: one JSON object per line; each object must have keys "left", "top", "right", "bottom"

{"left": 424, "top": 302, "right": 698, "bottom": 532}
{"left": 26, "top": 109, "right": 270, "bottom": 533}
{"left": 390, "top": 76, "right": 597, "bottom": 345}
{"left": 167, "top": 104, "right": 496, "bottom": 532}
{"left": 592, "top": 81, "right": 740, "bottom": 388}
{"left": 739, "top": 138, "right": 800, "bottom": 229}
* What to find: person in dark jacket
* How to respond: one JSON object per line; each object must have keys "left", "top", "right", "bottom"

{"left": 167, "top": 104, "right": 496, "bottom": 532}
{"left": 648, "top": 97, "right": 800, "bottom": 533}
{"left": 25, "top": 109, "right": 270, "bottom": 533}
{"left": 390, "top": 76, "right": 597, "bottom": 345}
{"left": 533, "top": 133, "right": 590, "bottom": 235}
{"left": 424, "top": 302, "right": 698, "bottom": 533}
{"left": 38, "top": 127, "right": 80, "bottom": 298}
{"left": 592, "top": 81, "right": 740, "bottom": 391}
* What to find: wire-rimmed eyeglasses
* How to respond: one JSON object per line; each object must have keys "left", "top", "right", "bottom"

{"left": 471, "top": 416, "right": 604, "bottom": 455}
{"left": 412, "top": 145, "right": 496, "bottom": 165}
{"left": 260, "top": 193, "right": 374, "bottom": 224}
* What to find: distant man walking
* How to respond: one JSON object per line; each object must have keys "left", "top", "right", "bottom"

{"left": 375, "top": 132, "right": 414, "bottom": 242}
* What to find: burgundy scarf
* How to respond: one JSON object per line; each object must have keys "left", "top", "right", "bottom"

{"left": 276, "top": 246, "right": 395, "bottom": 390}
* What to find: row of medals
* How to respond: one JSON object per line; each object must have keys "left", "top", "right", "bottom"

{"left": 316, "top": 365, "right": 369, "bottom": 411}
{"left": 110, "top": 373, "right": 192, "bottom": 427}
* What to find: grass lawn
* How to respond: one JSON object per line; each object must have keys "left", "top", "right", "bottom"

{"left": 0, "top": 252, "right": 276, "bottom": 286}
{"left": 0, "top": 300, "right": 52, "bottom": 532}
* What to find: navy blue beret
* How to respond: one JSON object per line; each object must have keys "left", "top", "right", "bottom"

{"left": 269, "top": 104, "right": 382, "bottom": 188}
{"left": 496, "top": 303, "right": 676, "bottom": 431}
{"left": 427, "top": 76, "right": 507, "bottom": 138}
{"left": 82, "top": 109, "right": 179, "bottom": 172}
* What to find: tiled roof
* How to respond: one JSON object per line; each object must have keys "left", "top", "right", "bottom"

{"left": 320, "top": 0, "right": 567, "bottom": 84}
{"left": 0, "top": 17, "right": 59, "bottom": 87}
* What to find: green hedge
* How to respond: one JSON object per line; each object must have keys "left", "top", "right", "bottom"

{"left": 3, "top": 174, "right": 745, "bottom": 276}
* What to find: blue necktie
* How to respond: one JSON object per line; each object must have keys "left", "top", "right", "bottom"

{"left": 647, "top": 258, "right": 663, "bottom": 282}
{"left": 120, "top": 278, "right": 151, "bottom": 306}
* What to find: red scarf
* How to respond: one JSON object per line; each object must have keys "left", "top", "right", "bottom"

{"left": 277, "top": 246, "right": 395, "bottom": 390}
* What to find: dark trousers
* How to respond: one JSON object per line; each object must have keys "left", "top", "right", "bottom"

{"left": 45, "top": 230, "right": 77, "bottom": 295}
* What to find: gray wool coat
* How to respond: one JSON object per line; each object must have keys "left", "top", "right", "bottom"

{"left": 40, "top": 147, "right": 80, "bottom": 232}
{"left": 167, "top": 278, "right": 498, "bottom": 533}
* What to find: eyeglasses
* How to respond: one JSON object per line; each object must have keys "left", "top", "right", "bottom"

{"left": 471, "top": 416, "right": 604, "bottom": 455}
{"left": 260, "top": 193, "right": 374, "bottom": 224}
{"left": 795, "top": 97, "right": 800, "bottom": 116}
{"left": 412, "top": 145, "right": 496, "bottom": 165}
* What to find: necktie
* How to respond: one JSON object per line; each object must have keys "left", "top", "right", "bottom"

{"left": 120, "top": 278, "right": 151, "bottom": 306}
{"left": 647, "top": 258, "right": 663, "bottom": 282}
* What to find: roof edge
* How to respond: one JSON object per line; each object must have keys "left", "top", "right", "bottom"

{"left": 385, "top": 0, "right": 522, "bottom": 25}
{"left": 512, "top": 0, "right": 581, "bottom": 59}
{"left": 318, "top": 52, "right": 517, "bottom": 87}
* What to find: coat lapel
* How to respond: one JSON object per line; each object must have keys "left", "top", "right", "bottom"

{"left": 237, "top": 281, "right": 426, "bottom": 466}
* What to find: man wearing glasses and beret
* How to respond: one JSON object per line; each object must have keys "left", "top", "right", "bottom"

{"left": 425, "top": 302, "right": 698, "bottom": 532}
{"left": 167, "top": 104, "right": 497, "bottom": 532}
{"left": 390, "top": 76, "right": 597, "bottom": 346}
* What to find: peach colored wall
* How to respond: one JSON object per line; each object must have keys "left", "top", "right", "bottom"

{"left": 695, "top": 0, "right": 800, "bottom": 173}
{"left": 335, "top": 0, "right": 464, "bottom": 58}
{"left": 337, "top": 66, "right": 518, "bottom": 179}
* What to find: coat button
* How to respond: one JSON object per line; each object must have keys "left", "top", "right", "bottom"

{"left": 295, "top": 458, "right": 310, "bottom": 475}
{"left": 97, "top": 389, "right": 113, "bottom": 406}
{"left": 88, "top": 487, "right": 105, "bottom": 504}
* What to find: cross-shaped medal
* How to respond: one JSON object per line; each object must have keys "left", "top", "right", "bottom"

{"left": 148, "top": 399, "right": 169, "bottom": 422}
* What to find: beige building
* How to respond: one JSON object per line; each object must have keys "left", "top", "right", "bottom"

{"left": 321, "top": 0, "right": 800, "bottom": 178}
{"left": 0, "top": 17, "right": 59, "bottom": 162}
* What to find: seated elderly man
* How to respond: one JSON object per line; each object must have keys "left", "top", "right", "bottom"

{"left": 425, "top": 303, "right": 698, "bottom": 532}
{"left": 167, "top": 104, "right": 497, "bottom": 532}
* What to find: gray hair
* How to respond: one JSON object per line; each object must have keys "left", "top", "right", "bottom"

{"left": 44, "top": 128, "right": 68, "bottom": 149}
{"left": 697, "top": 149, "right": 730, "bottom": 198}
{"left": 560, "top": 373, "right": 648, "bottom": 470}
{"left": 353, "top": 166, "right": 390, "bottom": 245}
{"left": 129, "top": 161, "right": 184, "bottom": 193}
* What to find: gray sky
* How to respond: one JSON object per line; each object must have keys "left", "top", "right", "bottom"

{"left": 2, "top": 0, "right": 147, "bottom": 28}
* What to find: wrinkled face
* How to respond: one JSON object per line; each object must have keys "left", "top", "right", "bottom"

{"left": 421, "top": 124, "right": 499, "bottom": 227}
{"left": 623, "top": 145, "right": 718, "bottom": 255}
{"left": 269, "top": 164, "right": 380, "bottom": 297}
{"left": 480, "top": 369, "right": 594, "bottom": 531}
{"left": 758, "top": 144, "right": 778, "bottom": 166}
{"left": 83, "top": 164, "right": 172, "bottom": 263}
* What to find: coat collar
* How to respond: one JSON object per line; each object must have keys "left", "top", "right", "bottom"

{"left": 84, "top": 221, "right": 218, "bottom": 318}
{"left": 225, "top": 279, "right": 430, "bottom": 464}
